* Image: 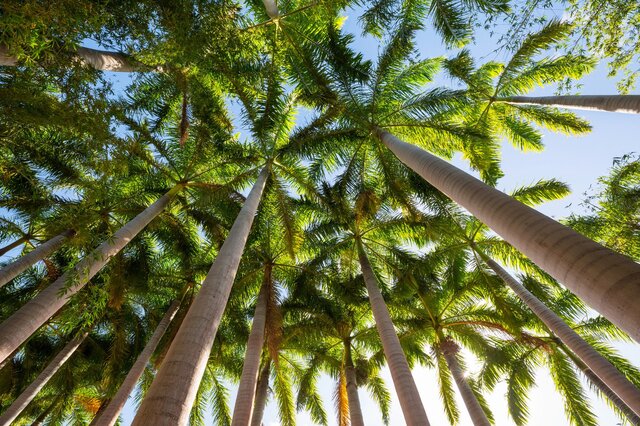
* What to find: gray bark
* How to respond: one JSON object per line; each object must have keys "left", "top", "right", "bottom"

{"left": 377, "top": 129, "right": 640, "bottom": 342}
{"left": 132, "top": 168, "right": 268, "bottom": 425}
{"left": 499, "top": 95, "right": 640, "bottom": 114}
{"left": 0, "top": 185, "right": 182, "bottom": 363}
{"left": 250, "top": 361, "right": 271, "bottom": 426}
{"left": 0, "top": 229, "right": 75, "bottom": 288}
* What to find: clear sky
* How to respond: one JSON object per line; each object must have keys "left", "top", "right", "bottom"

{"left": 3, "top": 3, "right": 637, "bottom": 425}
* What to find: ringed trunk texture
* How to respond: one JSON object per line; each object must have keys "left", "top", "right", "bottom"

{"left": 0, "top": 44, "right": 153, "bottom": 72}
{"left": 560, "top": 345, "right": 640, "bottom": 425}
{"left": 132, "top": 169, "right": 268, "bottom": 425}
{"left": 232, "top": 276, "right": 270, "bottom": 426}
{"left": 357, "top": 243, "right": 430, "bottom": 426}
{"left": 344, "top": 342, "right": 365, "bottom": 426}
{"left": 0, "top": 186, "right": 182, "bottom": 363}
{"left": 91, "top": 300, "right": 182, "bottom": 426}
{"left": 0, "top": 332, "right": 88, "bottom": 426}
{"left": 250, "top": 360, "right": 271, "bottom": 426}
{"left": 484, "top": 256, "right": 640, "bottom": 416}
{"left": 439, "top": 338, "right": 490, "bottom": 426}
{"left": 0, "top": 236, "right": 28, "bottom": 257}
{"left": 0, "top": 229, "right": 75, "bottom": 288}
{"left": 499, "top": 95, "right": 640, "bottom": 114}
{"left": 377, "top": 129, "right": 640, "bottom": 342}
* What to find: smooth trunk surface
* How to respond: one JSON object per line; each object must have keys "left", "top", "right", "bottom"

{"left": 250, "top": 361, "right": 271, "bottom": 426}
{"left": 485, "top": 256, "right": 640, "bottom": 416}
{"left": 378, "top": 129, "right": 640, "bottom": 342}
{"left": 0, "top": 186, "right": 181, "bottom": 363}
{"left": 132, "top": 169, "right": 268, "bottom": 425}
{"left": 262, "top": 0, "right": 280, "bottom": 19}
{"left": 232, "top": 278, "right": 269, "bottom": 426}
{"left": 0, "top": 237, "right": 28, "bottom": 257}
{"left": 500, "top": 95, "right": 640, "bottom": 114}
{"left": 91, "top": 300, "right": 181, "bottom": 426}
{"left": 358, "top": 244, "right": 430, "bottom": 426}
{"left": 344, "top": 343, "right": 365, "bottom": 426}
{"left": 0, "top": 229, "right": 75, "bottom": 288}
{"left": 0, "top": 332, "right": 87, "bottom": 426}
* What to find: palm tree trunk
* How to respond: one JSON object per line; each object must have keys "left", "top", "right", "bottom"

{"left": 0, "top": 44, "right": 154, "bottom": 72}
{"left": 0, "top": 185, "right": 182, "bottom": 363}
{"left": 497, "top": 95, "right": 640, "bottom": 114}
{"left": 250, "top": 360, "right": 271, "bottom": 426}
{"left": 357, "top": 242, "right": 430, "bottom": 426}
{"left": 132, "top": 168, "right": 269, "bottom": 425}
{"left": 0, "top": 229, "right": 75, "bottom": 288}
{"left": 483, "top": 255, "right": 640, "bottom": 417}
{"left": 91, "top": 300, "right": 182, "bottom": 426}
{"left": 558, "top": 343, "right": 640, "bottom": 425}
{"left": 262, "top": 0, "right": 279, "bottom": 19}
{"left": 0, "top": 236, "right": 28, "bottom": 257}
{"left": 438, "top": 336, "right": 490, "bottom": 426}
{"left": 344, "top": 341, "right": 365, "bottom": 426}
{"left": 376, "top": 129, "right": 640, "bottom": 342}
{"left": 232, "top": 272, "right": 270, "bottom": 426}
{"left": 0, "top": 331, "right": 88, "bottom": 426}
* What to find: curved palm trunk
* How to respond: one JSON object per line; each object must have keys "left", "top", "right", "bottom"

{"left": 0, "top": 229, "right": 75, "bottom": 288}
{"left": 0, "top": 185, "right": 182, "bottom": 363}
{"left": 377, "top": 129, "right": 640, "bottom": 342}
{"left": 232, "top": 272, "right": 270, "bottom": 426}
{"left": 0, "top": 236, "right": 28, "bottom": 257}
{"left": 438, "top": 337, "right": 490, "bottom": 426}
{"left": 558, "top": 344, "right": 640, "bottom": 424}
{"left": 483, "top": 255, "right": 640, "bottom": 417}
{"left": 91, "top": 300, "right": 182, "bottom": 426}
{"left": 498, "top": 95, "right": 640, "bottom": 114}
{"left": 0, "top": 45, "right": 153, "bottom": 72}
{"left": 0, "top": 332, "right": 88, "bottom": 426}
{"left": 357, "top": 242, "right": 430, "bottom": 426}
{"left": 132, "top": 168, "right": 268, "bottom": 425}
{"left": 250, "top": 360, "right": 271, "bottom": 426}
{"left": 344, "top": 341, "right": 365, "bottom": 426}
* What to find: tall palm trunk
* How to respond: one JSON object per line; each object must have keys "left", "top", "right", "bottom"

{"left": 557, "top": 343, "right": 640, "bottom": 424}
{"left": 132, "top": 168, "right": 268, "bottom": 425}
{"left": 497, "top": 95, "right": 640, "bottom": 114}
{"left": 0, "top": 236, "right": 28, "bottom": 257}
{"left": 357, "top": 242, "right": 430, "bottom": 426}
{"left": 262, "top": 0, "right": 279, "bottom": 19}
{"left": 376, "top": 129, "right": 640, "bottom": 342}
{"left": 0, "top": 332, "right": 88, "bottom": 426}
{"left": 250, "top": 360, "right": 271, "bottom": 426}
{"left": 0, "top": 185, "right": 182, "bottom": 363}
{"left": 482, "top": 255, "right": 640, "bottom": 416}
{"left": 0, "top": 45, "right": 153, "bottom": 72}
{"left": 91, "top": 300, "right": 182, "bottom": 426}
{"left": 0, "top": 229, "right": 75, "bottom": 288}
{"left": 232, "top": 270, "right": 270, "bottom": 426}
{"left": 438, "top": 335, "right": 491, "bottom": 426}
{"left": 344, "top": 340, "right": 365, "bottom": 426}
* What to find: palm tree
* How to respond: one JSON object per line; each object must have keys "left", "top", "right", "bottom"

{"left": 497, "top": 95, "right": 640, "bottom": 114}
{"left": 0, "top": 330, "right": 88, "bottom": 425}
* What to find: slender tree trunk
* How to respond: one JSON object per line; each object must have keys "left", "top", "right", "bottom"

{"left": 0, "top": 185, "right": 182, "bottom": 363}
{"left": 483, "top": 255, "right": 640, "bottom": 417}
{"left": 438, "top": 336, "right": 490, "bottom": 426}
{"left": 377, "top": 129, "right": 640, "bottom": 342}
{"left": 0, "top": 44, "right": 155, "bottom": 72}
{"left": 91, "top": 300, "right": 182, "bottom": 426}
{"left": 0, "top": 236, "right": 28, "bottom": 257}
{"left": 357, "top": 242, "right": 430, "bottom": 426}
{"left": 0, "top": 229, "right": 75, "bottom": 288}
{"left": 558, "top": 344, "right": 640, "bottom": 425}
{"left": 344, "top": 341, "right": 365, "bottom": 426}
{"left": 250, "top": 360, "right": 271, "bottom": 426}
{"left": 232, "top": 272, "right": 270, "bottom": 426}
{"left": 0, "top": 332, "right": 88, "bottom": 426}
{"left": 262, "top": 0, "right": 280, "bottom": 19}
{"left": 132, "top": 168, "right": 268, "bottom": 425}
{"left": 498, "top": 95, "right": 640, "bottom": 114}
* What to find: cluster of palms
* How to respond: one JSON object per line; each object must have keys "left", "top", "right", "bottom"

{"left": 1, "top": 0, "right": 640, "bottom": 425}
